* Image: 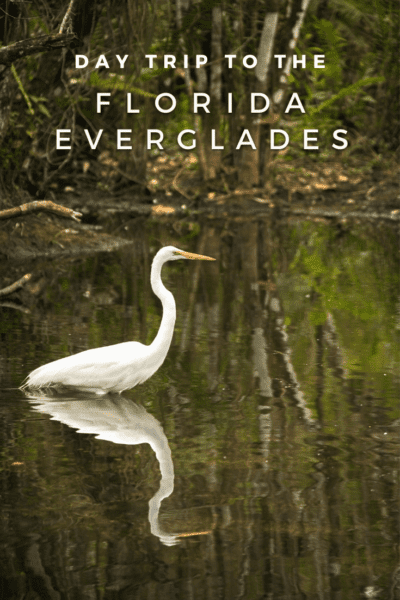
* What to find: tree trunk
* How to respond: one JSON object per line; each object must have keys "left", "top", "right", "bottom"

{"left": 208, "top": 6, "right": 223, "bottom": 180}
{"left": 238, "top": 10, "right": 279, "bottom": 188}
{"left": 0, "top": 68, "right": 12, "bottom": 143}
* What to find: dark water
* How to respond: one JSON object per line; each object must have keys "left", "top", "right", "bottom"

{"left": 1, "top": 217, "right": 399, "bottom": 599}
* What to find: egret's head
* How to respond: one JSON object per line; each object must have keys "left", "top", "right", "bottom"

{"left": 159, "top": 246, "right": 216, "bottom": 262}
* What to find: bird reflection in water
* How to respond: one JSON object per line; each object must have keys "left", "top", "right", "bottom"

{"left": 22, "top": 389, "right": 182, "bottom": 546}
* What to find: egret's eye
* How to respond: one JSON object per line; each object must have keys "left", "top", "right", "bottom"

{"left": 173, "top": 251, "right": 181, "bottom": 256}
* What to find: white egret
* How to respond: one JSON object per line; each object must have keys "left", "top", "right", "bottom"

{"left": 21, "top": 246, "right": 215, "bottom": 393}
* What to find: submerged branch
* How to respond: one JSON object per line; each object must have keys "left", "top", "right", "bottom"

{"left": 0, "top": 273, "right": 32, "bottom": 297}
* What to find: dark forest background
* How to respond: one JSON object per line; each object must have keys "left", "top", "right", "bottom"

{"left": 0, "top": 0, "right": 398, "bottom": 203}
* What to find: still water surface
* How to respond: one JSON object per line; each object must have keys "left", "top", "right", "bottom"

{"left": 1, "top": 217, "right": 399, "bottom": 599}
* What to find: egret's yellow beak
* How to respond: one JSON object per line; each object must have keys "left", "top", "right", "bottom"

{"left": 177, "top": 251, "right": 216, "bottom": 261}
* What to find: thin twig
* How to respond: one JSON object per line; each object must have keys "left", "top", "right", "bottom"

{"left": 11, "top": 64, "right": 34, "bottom": 115}
{"left": 172, "top": 159, "right": 192, "bottom": 200}
{"left": 0, "top": 273, "right": 32, "bottom": 298}
{"left": 0, "top": 200, "right": 82, "bottom": 222}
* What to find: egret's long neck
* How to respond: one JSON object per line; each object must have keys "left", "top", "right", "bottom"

{"left": 149, "top": 255, "right": 176, "bottom": 357}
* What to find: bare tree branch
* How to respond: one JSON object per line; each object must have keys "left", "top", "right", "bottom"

{"left": 0, "top": 273, "right": 32, "bottom": 297}
{"left": 0, "top": 301, "right": 31, "bottom": 313}
{"left": 0, "top": 34, "right": 79, "bottom": 66}
{"left": 59, "top": 0, "right": 76, "bottom": 34}
{"left": 0, "top": 200, "right": 82, "bottom": 222}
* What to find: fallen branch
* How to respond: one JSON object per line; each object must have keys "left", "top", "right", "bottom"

{"left": 0, "top": 33, "right": 79, "bottom": 66}
{"left": 0, "top": 200, "right": 82, "bottom": 222}
{"left": 0, "top": 273, "right": 32, "bottom": 297}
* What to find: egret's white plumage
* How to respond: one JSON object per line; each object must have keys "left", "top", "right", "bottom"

{"left": 21, "top": 246, "right": 215, "bottom": 393}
